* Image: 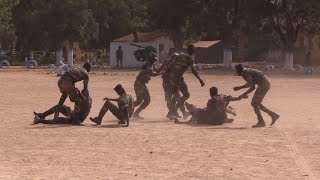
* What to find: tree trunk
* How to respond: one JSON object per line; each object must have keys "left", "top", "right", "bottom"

{"left": 67, "top": 41, "right": 74, "bottom": 67}
{"left": 284, "top": 49, "right": 294, "bottom": 70}
{"left": 223, "top": 48, "right": 232, "bottom": 68}
{"left": 284, "top": 40, "right": 294, "bottom": 70}
{"left": 170, "top": 30, "right": 184, "bottom": 51}
{"left": 29, "top": 50, "right": 34, "bottom": 59}
{"left": 56, "top": 48, "right": 64, "bottom": 67}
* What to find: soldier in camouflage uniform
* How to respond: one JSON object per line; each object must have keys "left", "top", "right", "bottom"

{"left": 132, "top": 46, "right": 161, "bottom": 119}
{"left": 234, "top": 64, "right": 280, "bottom": 128}
{"left": 33, "top": 88, "right": 92, "bottom": 125}
{"left": 55, "top": 63, "right": 91, "bottom": 123}
{"left": 90, "top": 84, "right": 134, "bottom": 127}
{"left": 174, "top": 86, "right": 245, "bottom": 125}
{"left": 168, "top": 45, "right": 205, "bottom": 119}
{"left": 156, "top": 55, "right": 181, "bottom": 119}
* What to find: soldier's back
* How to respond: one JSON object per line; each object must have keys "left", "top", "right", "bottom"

{"left": 242, "top": 68, "right": 269, "bottom": 85}
{"left": 65, "top": 66, "right": 88, "bottom": 82}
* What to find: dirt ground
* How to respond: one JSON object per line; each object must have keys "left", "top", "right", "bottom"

{"left": 0, "top": 68, "right": 319, "bottom": 179}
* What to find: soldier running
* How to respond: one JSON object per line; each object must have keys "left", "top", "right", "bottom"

{"left": 234, "top": 64, "right": 280, "bottom": 128}
{"left": 55, "top": 63, "right": 91, "bottom": 124}
{"left": 33, "top": 88, "right": 92, "bottom": 125}
{"left": 90, "top": 84, "right": 134, "bottom": 127}
{"left": 132, "top": 46, "right": 161, "bottom": 119}
{"left": 174, "top": 86, "right": 246, "bottom": 125}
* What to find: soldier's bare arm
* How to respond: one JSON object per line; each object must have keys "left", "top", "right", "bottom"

{"left": 190, "top": 65, "right": 205, "bottom": 87}
{"left": 103, "top": 97, "right": 119, "bottom": 102}
{"left": 83, "top": 77, "right": 89, "bottom": 90}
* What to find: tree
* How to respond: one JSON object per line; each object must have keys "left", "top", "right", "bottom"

{"left": 263, "top": 0, "right": 320, "bottom": 69}
{"left": 151, "top": 0, "right": 202, "bottom": 50}
{"left": 14, "top": 0, "right": 97, "bottom": 64}
{"left": 0, "top": 0, "right": 20, "bottom": 50}
{"left": 196, "top": 0, "right": 240, "bottom": 67}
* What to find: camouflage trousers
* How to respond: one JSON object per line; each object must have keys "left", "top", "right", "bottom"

{"left": 174, "top": 77, "right": 190, "bottom": 113}
{"left": 162, "top": 78, "right": 179, "bottom": 114}
{"left": 251, "top": 81, "right": 275, "bottom": 123}
{"left": 134, "top": 79, "right": 150, "bottom": 114}
{"left": 99, "top": 100, "right": 133, "bottom": 121}
{"left": 186, "top": 103, "right": 226, "bottom": 125}
{"left": 38, "top": 105, "right": 75, "bottom": 124}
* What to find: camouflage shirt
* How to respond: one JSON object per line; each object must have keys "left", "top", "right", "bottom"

{"left": 64, "top": 66, "right": 89, "bottom": 83}
{"left": 118, "top": 93, "right": 135, "bottom": 115}
{"left": 207, "top": 94, "right": 227, "bottom": 113}
{"left": 170, "top": 53, "right": 194, "bottom": 78}
{"left": 241, "top": 68, "right": 270, "bottom": 86}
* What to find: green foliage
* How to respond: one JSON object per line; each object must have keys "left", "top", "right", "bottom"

{"left": 0, "top": 0, "right": 19, "bottom": 48}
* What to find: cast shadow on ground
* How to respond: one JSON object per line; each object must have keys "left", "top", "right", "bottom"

{"left": 28, "top": 124, "right": 73, "bottom": 129}
{"left": 90, "top": 124, "right": 128, "bottom": 128}
{"left": 132, "top": 118, "right": 170, "bottom": 124}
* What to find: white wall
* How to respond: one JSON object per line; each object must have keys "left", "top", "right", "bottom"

{"left": 110, "top": 42, "right": 159, "bottom": 68}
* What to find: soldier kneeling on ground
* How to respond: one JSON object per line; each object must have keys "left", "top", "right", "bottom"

{"left": 33, "top": 88, "right": 92, "bottom": 126}
{"left": 90, "top": 84, "right": 134, "bottom": 127}
{"left": 174, "top": 86, "right": 247, "bottom": 125}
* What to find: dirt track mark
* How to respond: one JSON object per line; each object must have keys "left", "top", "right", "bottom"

{"left": 282, "top": 131, "right": 317, "bottom": 180}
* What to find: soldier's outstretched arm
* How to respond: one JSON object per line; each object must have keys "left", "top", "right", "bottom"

{"left": 239, "top": 86, "right": 255, "bottom": 98}
{"left": 104, "top": 97, "right": 119, "bottom": 102}
{"left": 150, "top": 71, "right": 161, "bottom": 76}
{"left": 226, "top": 95, "right": 248, "bottom": 102}
{"left": 153, "top": 60, "right": 167, "bottom": 73}
{"left": 83, "top": 77, "right": 89, "bottom": 90}
{"left": 190, "top": 66, "right": 205, "bottom": 87}
{"left": 54, "top": 92, "right": 68, "bottom": 121}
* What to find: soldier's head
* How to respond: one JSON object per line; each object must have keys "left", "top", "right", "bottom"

{"left": 235, "top": 64, "right": 244, "bottom": 76}
{"left": 118, "top": 46, "right": 122, "bottom": 49}
{"left": 114, "top": 84, "right": 126, "bottom": 96}
{"left": 210, "top": 86, "right": 218, "bottom": 97}
{"left": 83, "top": 62, "right": 92, "bottom": 72}
{"left": 186, "top": 44, "right": 195, "bottom": 55}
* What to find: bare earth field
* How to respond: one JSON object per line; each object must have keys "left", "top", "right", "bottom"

{"left": 0, "top": 69, "right": 319, "bottom": 179}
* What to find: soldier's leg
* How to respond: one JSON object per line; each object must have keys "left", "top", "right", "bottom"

{"left": 40, "top": 117, "right": 72, "bottom": 124}
{"left": 106, "top": 101, "right": 126, "bottom": 124}
{"left": 226, "top": 106, "right": 237, "bottom": 116}
{"left": 176, "top": 79, "right": 190, "bottom": 119}
{"left": 251, "top": 86, "right": 268, "bottom": 128}
{"left": 90, "top": 101, "right": 112, "bottom": 125}
{"left": 163, "top": 80, "right": 174, "bottom": 115}
{"left": 34, "top": 105, "right": 72, "bottom": 119}
{"left": 120, "top": 58, "right": 123, "bottom": 68}
{"left": 133, "top": 86, "right": 150, "bottom": 119}
{"left": 134, "top": 80, "right": 144, "bottom": 107}
{"left": 116, "top": 58, "right": 119, "bottom": 67}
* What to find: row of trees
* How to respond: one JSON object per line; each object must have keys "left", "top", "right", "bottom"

{"left": 1, "top": 0, "right": 320, "bottom": 68}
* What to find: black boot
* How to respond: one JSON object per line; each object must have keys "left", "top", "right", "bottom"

{"left": 90, "top": 107, "right": 107, "bottom": 125}
{"left": 270, "top": 113, "right": 280, "bottom": 126}
{"left": 252, "top": 106, "right": 266, "bottom": 128}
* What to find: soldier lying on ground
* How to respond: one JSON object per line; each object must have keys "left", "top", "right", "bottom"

{"left": 33, "top": 88, "right": 92, "bottom": 126}
{"left": 174, "top": 86, "right": 246, "bottom": 125}
{"left": 90, "top": 84, "right": 134, "bottom": 127}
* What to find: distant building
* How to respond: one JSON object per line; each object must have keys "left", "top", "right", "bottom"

{"left": 110, "top": 32, "right": 174, "bottom": 67}
{"left": 192, "top": 40, "right": 223, "bottom": 64}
